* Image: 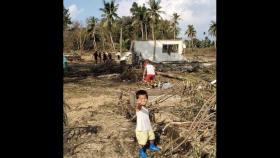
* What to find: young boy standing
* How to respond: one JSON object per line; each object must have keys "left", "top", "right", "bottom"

{"left": 135, "top": 90, "right": 160, "bottom": 158}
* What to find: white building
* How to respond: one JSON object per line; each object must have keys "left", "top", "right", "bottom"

{"left": 131, "top": 40, "right": 186, "bottom": 63}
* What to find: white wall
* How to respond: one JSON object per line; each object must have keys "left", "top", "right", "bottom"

{"left": 133, "top": 40, "right": 186, "bottom": 62}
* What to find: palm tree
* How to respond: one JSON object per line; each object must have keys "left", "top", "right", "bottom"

{"left": 86, "top": 16, "right": 98, "bottom": 51}
{"left": 143, "top": 5, "right": 151, "bottom": 40}
{"left": 130, "top": 3, "right": 147, "bottom": 40}
{"left": 157, "top": 20, "right": 173, "bottom": 39}
{"left": 120, "top": 23, "right": 123, "bottom": 54}
{"left": 147, "top": 0, "right": 163, "bottom": 61}
{"left": 202, "top": 32, "right": 206, "bottom": 48}
{"left": 100, "top": 0, "right": 120, "bottom": 52}
{"left": 185, "top": 25, "right": 197, "bottom": 51}
{"left": 116, "top": 18, "right": 125, "bottom": 54}
{"left": 208, "top": 21, "right": 216, "bottom": 48}
{"left": 98, "top": 20, "right": 107, "bottom": 51}
{"left": 63, "top": 6, "right": 72, "bottom": 30}
{"left": 171, "top": 13, "right": 181, "bottom": 40}
{"left": 71, "top": 21, "right": 88, "bottom": 55}
{"left": 130, "top": 2, "right": 139, "bottom": 39}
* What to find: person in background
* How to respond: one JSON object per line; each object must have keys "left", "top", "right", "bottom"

{"left": 143, "top": 59, "right": 156, "bottom": 87}
{"left": 98, "top": 51, "right": 102, "bottom": 63}
{"left": 93, "top": 51, "right": 98, "bottom": 64}
{"left": 102, "top": 52, "right": 108, "bottom": 63}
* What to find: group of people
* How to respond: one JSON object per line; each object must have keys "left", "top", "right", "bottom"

{"left": 92, "top": 51, "right": 112, "bottom": 64}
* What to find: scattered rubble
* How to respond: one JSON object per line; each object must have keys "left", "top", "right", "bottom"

{"left": 64, "top": 54, "right": 216, "bottom": 157}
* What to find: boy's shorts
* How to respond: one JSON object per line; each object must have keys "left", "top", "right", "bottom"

{"left": 135, "top": 130, "right": 155, "bottom": 145}
{"left": 144, "top": 74, "right": 155, "bottom": 82}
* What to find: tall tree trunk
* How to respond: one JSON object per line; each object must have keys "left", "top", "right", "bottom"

{"left": 79, "top": 31, "right": 81, "bottom": 51}
{"left": 102, "top": 30, "right": 105, "bottom": 51}
{"left": 82, "top": 37, "right": 86, "bottom": 51}
{"left": 174, "top": 27, "right": 176, "bottom": 40}
{"left": 191, "top": 37, "right": 194, "bottom": 51}
{"left": 93, "top": 27, "right": 97, "bottom": 51}
{"left": 141, "top": 22, "right": 144, "bottom": 40}
{"left": 79, "top": 30, "right": 83, "bottom": 55}
{"left": 109, "top": 31, "right": 115, "bottom": 52}
{"left": 145, "top": 23, "right": 148, "bottom": 40}
{"left": 188, "top": 38, "right": 191, "bottom": 51}
{"left": 82, "top": 29, "right": 87, "bottom": 50}
{"left": 93, "top": 33, "right": 97, "bottom": 51}
{"left": 120, "top": 26, "right": 122, "bottom": 54}
{"left": 152, "top": 24, "right": 156, "bottom": 61}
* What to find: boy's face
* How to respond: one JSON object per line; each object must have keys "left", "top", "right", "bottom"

{"left": 137, "top": 95, "right": 148, "bottom": 106}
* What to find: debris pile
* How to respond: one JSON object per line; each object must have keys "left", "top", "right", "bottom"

{"left": 118, "top": 75, "right": 216, "bottom": 157}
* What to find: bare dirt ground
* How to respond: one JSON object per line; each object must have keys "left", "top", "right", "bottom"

{"left": 64, "top": 78, "right": 138, "bottom": 158}
{"left": 64, "top": 50, "right": 216, "bottom": 158}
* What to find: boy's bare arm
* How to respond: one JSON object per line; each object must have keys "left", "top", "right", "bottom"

{"left": 135, "top": 100, "right": 142, "bottom": 112}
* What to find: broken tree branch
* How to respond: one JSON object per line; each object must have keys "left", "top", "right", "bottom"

{"left": 157, "top": 72, "right": 186, "bottom": 80}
